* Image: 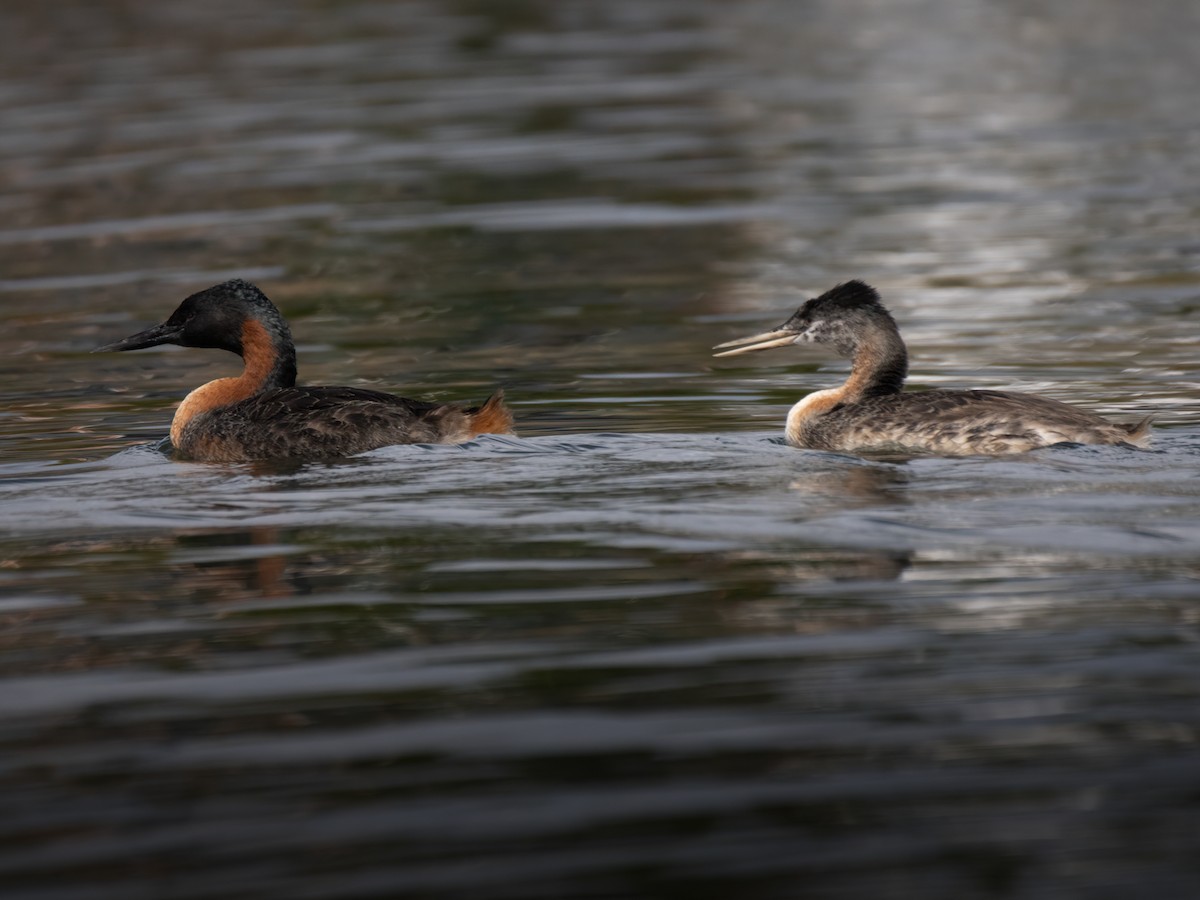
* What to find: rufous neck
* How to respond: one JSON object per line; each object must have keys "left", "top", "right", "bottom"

{"left": 844, "top": 327, "right": 907, "bottom": 400}
{"left": 240, "top": 317, "right": 296, "bottom": 391}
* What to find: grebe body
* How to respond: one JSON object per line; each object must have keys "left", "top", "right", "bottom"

{"left": 714, "top": 281, "right": 1149, "bottom": 456}
{"left": 96, "top": 280, "right": 514, "bottom": 462}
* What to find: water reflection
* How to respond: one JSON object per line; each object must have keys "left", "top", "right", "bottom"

{"left": 787, "top": 457, "right": 908, "bottom": 505}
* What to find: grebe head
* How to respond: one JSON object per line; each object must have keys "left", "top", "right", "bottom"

{"left": 94, "top": 279, "right": 292, "bottom": 357}
{"left": 714, "top": 280, "right": 896, "bottom": 359}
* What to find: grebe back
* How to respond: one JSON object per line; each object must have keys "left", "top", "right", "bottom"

{"left": 96, "top": 280, "right": 514, "bottom": 462}
{"left": 713, "top": 281, "right": 1150, "bottom": 456}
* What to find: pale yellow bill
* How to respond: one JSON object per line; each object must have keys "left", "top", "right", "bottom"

{"left": 712, "top": 329, "right": 797, "bottom": 358}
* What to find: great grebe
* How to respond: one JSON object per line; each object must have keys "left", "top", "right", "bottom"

{"left": 713, "top": 280, "right": 1150, "bottom": 455}
{"left": 96, "top": 279, "right": 514, "bottom": 462}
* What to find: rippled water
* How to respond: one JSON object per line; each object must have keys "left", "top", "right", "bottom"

{"left": 3, "top": 1, "right": 1200, "bottom": 897}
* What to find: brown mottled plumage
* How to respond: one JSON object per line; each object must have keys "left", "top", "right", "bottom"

{"left": 714, "top": 281, "right": 1150, "bottom": 456}
{"left": 96, "top": 280, "right": 514, "bottom": 462}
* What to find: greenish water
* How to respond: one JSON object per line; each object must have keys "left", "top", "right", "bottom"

{"left": 2, "top": 1, "right": 1200, "bottom": 898}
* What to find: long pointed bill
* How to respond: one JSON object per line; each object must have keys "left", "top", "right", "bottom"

{"left": 93, "top": 321, "right": 184, "bottom": 353}
{"left": 712, "top": 329, "right": 798, "bottom": 358}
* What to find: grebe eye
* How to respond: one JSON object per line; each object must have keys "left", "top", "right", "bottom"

{"left": 798, "top": 322, "right": 825, "bottom": 342}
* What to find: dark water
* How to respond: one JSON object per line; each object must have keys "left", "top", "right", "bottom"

{"left": 3, "top": 1, "right": 1200, "bottom": 898}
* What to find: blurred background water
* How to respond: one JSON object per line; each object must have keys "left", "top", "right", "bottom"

{"left": 2, "top": 1, "right": 1200, "bottom": 897}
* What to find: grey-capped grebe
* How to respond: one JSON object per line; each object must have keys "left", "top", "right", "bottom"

{"left": 95, "top": 279, "right": 514, "bottom": 462}
{"left": 713, "top": 280, "right": 1150, "bottom": 455}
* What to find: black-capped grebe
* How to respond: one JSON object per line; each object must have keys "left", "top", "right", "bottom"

{"left": 95, "top": 279, "right": 514, "bottom": 462}
{"left": 713, "top": 280, "right": 1150, "bottom": 455}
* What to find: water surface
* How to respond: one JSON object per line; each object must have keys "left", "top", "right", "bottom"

{"left": 2, "top": 1, "right": 1199, "bottom": 897}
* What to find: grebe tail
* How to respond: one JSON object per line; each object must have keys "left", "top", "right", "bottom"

{"left": 96, "top": 279, "right": 514, "bottom": 462}
{"left": 714, "top": 280, "right": 1150, "bottom": 456}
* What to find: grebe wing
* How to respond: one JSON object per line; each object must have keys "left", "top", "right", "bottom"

{"left": 847, "top": 389, "right": 1106, "bottom": 422}
{"left": 257, "top": 386, "right": 466, "bottom": 439}
{"left": 187, "top": 386, "right": 475, "bottom": 460}
{"left": 955, "top": 390, "right": 1150, "bottom": 442}
{"left": 827, "top": 389, "right": 1147, "bottom": 454}
{"left": 920, "top": 389, "right": 1124, "bottom": 425}
{"left": 276, "top": 386, "right": 514, "bottom": 433}
{"left": 264, "top": 386, "right": 441, "bottom": 415}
